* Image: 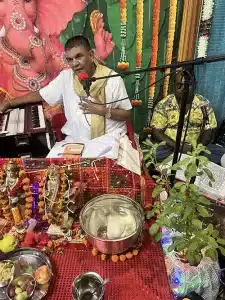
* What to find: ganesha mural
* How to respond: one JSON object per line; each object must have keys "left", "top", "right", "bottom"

{"left": 0, "top": 0, "right": 115, "bottom": 107}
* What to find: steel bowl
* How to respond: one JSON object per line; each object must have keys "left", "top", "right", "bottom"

{"left": 7, "top": 273, "right": 36, "bottom": 300}
{"left": 72, "top": 272, "right": 104, "bottom": 300}
{"left": 79, "top": 194, "right": 144, "bottom": 254}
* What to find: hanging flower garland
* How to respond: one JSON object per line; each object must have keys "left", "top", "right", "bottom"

{"left": 131, "top": 0, "right": 144, "bottom": 107}
{"left": 197, "top": 0, "right": 214, "bottom": 58}
{"left": 144, "top": 0, "right": 160, "bottom": 132}
{"left": 117, "top": 0, "right": 129, "bottom": 70}
{"left": 163, "top": 0, "right": 178, "bottom": 98}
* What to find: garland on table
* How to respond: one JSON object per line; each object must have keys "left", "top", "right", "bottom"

{"left": 163, "top": 0, "right": 178, "bottom": 98}
{"left": 117, "top": 0, "right": 129, "bottom": 70}
{"left": 144, "top": 0, "right": 160, "bottom": 132}
{"left": 196, "top": 0, "right": 215, "bottom": 58}
{"left": 131, "top": 0, "right": 144, "bottom": 107}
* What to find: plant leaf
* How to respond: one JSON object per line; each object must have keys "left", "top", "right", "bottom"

{"left": 203, "top": 168, "right": 215, "bottom": 182}
{"left": 174, "top": 182, "right": 185, "bottom": 189}
{"left": 196, "top": 205, "right": 210, "bottom": 217}
{"left": 144, "top": 153, "right": 151, "bottom": 160}
{"left": 152, "top": 185, "right": 163, "bottom": 198}
{"left": 167, "top": 244, "right": 175, "bottom": 252}
{"left": 154, "top": 231, "right": 162, "bottom": 242}
{"left": 212, "top": 230, "right": 219, "bottom": 238}
{"left": 218, "top": 246, "right": 225, "bottom": 256}
{"left": 217, "top": 238, "right": 225, "bottom": 246}
{"left": 183, "top": 205, "right": 193, "bottom": 219}
{"left": 146, "top": 210, "right": 156, "bottom": 220}
{"left": 192, "top": 219, "right": 202, "bottom": 230}
{"left": 189, "top": 184, "right": 198, "bottom": 192}
{"left": 208, "top": 237, "right": 218, "bottom": 248}
{"left": 180, "top": 185, "right": 186, "bottom": 193}
{"left": 206, "top": 224, "right": 214, "bottom": 234}
{"left": 149, "top": 223, "right": 160, "bottom": 236}
{"left": 161, "top": 155, "right": 173, "bottom": 166}
{"left": 205, "top": 248, "right": 218, "bottom": 261}
{"left": 197, "top": 196, "right": 211, "bottom": 206}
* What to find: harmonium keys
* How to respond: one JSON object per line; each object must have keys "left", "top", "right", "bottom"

{"left": 0, "top": 105, "right": 46, "bottom": 135}
{"left": 0, "top": 105, "right": 53, "bottom": 158}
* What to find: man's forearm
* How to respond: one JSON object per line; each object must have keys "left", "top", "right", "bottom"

{"left": 199, "top": 129, "right": 214, "bottom": 146}
{"left": 8, "top": 91, "right": 43, "bottom": 109}
{"left": 152, "top": 128, "right": 175, "bottom": 149}
{"left": 103, "top": 107, "right": 132, "bottom": 121}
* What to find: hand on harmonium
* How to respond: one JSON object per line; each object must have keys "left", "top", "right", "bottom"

{"left": 0, "top": 88, "right": 12, "bottom": 114}
{"left": 0, "top": 102, "right": 10, "bottom": 114}
{"left": 79, "top": 96, "right": 105, "bottom": 116}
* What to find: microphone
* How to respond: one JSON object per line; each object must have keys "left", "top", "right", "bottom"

{"left": 77, "top": 72, "right": 92, "bottom": 96}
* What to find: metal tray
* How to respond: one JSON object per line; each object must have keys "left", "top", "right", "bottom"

{"left": 0, "top": 248, "right": 52, "bottom": 300}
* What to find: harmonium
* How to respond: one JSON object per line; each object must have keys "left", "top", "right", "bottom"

{"left": 0, "top": 104, "right": 55, "bottom": 158}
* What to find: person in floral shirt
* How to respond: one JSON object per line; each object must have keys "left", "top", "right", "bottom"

{"left": 150, "top": 70, "right": 225, "bottom": 165}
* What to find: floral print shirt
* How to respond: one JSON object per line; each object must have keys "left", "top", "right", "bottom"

{"left": 150, "top": 94, "right": 217, "bottom": 147}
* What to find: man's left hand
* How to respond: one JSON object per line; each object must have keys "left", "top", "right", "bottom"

{"left": 79, "top": 97, "right": 105, "bottom": 116}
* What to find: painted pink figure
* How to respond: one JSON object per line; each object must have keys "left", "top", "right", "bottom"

{"left": 0, "top": 0, "right": 115, "bottom": 117}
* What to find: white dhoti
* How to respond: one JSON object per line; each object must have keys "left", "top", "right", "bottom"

{"left": 47, "top": 130, "right": 141, "bottom": 175}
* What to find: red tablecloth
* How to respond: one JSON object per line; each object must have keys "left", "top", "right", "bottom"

{"left": 46, "top": 233, "right": 172, "bottom": 300}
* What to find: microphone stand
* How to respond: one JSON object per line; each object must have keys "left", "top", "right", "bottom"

{"left": 86, "top": 53, "right": 225, "bottom": 185}
{"left": 170, "top": 69, "right": 193, "bottom": 187}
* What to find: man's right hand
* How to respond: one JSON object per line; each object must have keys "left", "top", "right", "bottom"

{"left": 0, "top": 102, "right": 10, "bottom": 114}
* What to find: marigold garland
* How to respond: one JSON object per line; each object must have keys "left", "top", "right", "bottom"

{"left": 163, "top": 0, "right": 178, "bottom": 98}
{"left": 144, "top": 0, "right": 160, "bottom": 131}
{"left": 132, "top": 0, "right": 144, "bottom": 107}
{"left": 117, "top": 0, "right": 129, "bottom": 70}
{"left": 197, "top": 0, "right": 214, "bottom": 58}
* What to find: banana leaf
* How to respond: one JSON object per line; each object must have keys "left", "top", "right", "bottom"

{"left": 59, "top": 8, "right": 88, "bottom": 45}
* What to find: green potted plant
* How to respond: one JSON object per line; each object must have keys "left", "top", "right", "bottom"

{"left": 142, "top": 140, "right": 225, "bottom": 266}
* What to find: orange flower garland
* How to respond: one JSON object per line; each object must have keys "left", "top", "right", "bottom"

{"left": 163, "top": 0, "right": 177, "bottom": 97}
{"left": 149, "top": 0, "right": 160, "bottom": 99}
{"left": 131, "top": 0, "right": 144, "bottom": 107}
{"left": 117, "top": 0, "right": 129, "bottom": 70}
{"left": 144, "top": 0, "right": 160, "bottom": 131}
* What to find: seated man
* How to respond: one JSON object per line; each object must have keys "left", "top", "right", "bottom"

{"left": 0, "top": 36, "right": 135, "bottom": 161}
{"left": 150, "top": 69, "right": 225, "bottom": 165}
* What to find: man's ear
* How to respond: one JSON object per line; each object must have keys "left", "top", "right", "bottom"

{"left": 89, "top": 49, "right": 95, "bottom": 59}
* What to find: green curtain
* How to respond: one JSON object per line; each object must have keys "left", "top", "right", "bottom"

{"left": 59, "top": 0, "right": 183, "bottom": 133}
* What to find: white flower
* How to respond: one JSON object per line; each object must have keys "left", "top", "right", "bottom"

{"left": 201, "top": 0, "right": 214, "bottom": 21}
{"left": 197, "top": 36, "right": 209, "bottom": 58}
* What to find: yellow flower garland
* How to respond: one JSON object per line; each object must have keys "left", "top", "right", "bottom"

{"left": 132, "top": 0, "right": 144, "bottom": 107}
{"left": 163, "top": 0, "right": 177, "bottom": 97}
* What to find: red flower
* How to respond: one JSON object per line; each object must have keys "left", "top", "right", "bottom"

{"left": 78, "top": 72, "right": 89, "bottom": 81}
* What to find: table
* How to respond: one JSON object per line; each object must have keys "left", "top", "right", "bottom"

{"left": 46, "top": 233, "right": 172, "bottom": 300}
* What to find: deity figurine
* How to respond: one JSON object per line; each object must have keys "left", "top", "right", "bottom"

{"left": 0, "top": 160, "right": 33, "bottom": 232}
{"left": 38, "top": 164, "right": 87, "bottom": 230}
{"left": 38, "top": 165, "right": 68, "bottom": 228}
